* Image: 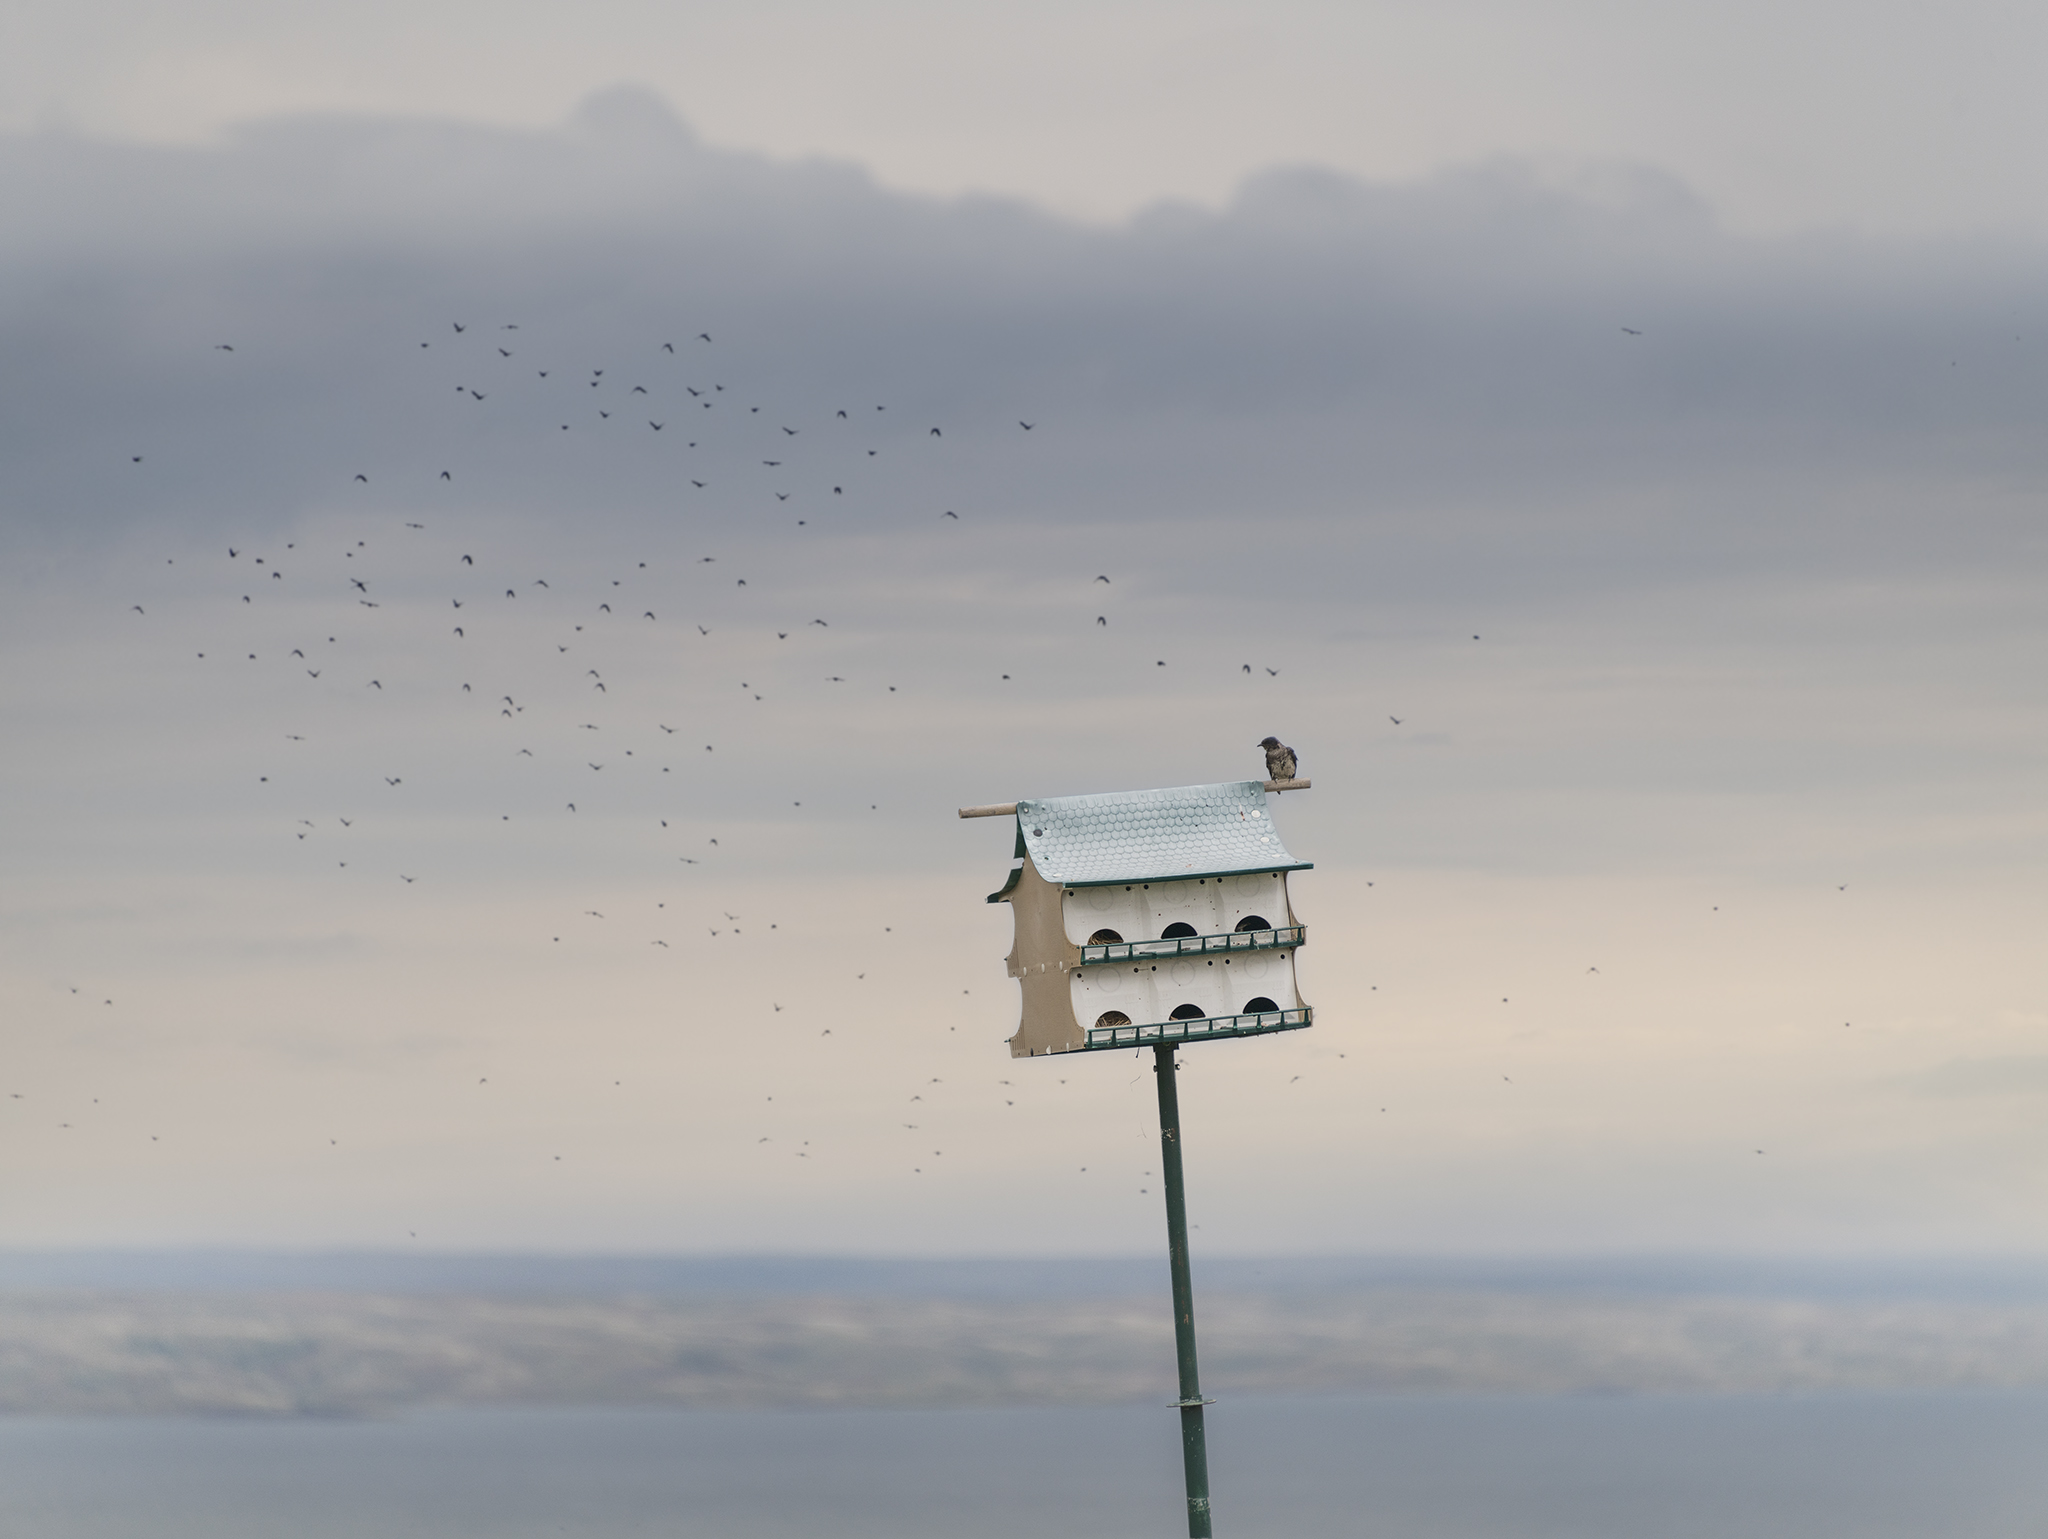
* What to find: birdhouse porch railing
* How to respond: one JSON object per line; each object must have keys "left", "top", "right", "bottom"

{"left": 1079, "top": 923, "right": 1304, "bottom": 965}
{"left": 1083, "top": 1004, "right": 1313, "bottom": 1051}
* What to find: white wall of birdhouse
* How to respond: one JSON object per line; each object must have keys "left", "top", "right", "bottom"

{"left": 1059, "top": 870, "right": 1295, "bottom": 947}
{"left": 1070, "top": 947, "right": 1300, "bottom": 1032}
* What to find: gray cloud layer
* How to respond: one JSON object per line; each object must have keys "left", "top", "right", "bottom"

{"left": 2, "top": 91, "right": 2043, "bottom": 1255}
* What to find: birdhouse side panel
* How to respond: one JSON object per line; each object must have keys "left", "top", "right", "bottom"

{"left": 1009, "top": 969, "right": 1086, "bottom": 1057}
{"left": 1001, "top": 855, "right": 1080, "bottom": 980}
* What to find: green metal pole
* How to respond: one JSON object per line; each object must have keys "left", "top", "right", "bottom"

{"left": 1154, "top": 1042, "right": 1213, "bottom": 1537}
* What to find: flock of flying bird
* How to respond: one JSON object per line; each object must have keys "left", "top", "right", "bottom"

{"left": 92, "top": 317, "right": 1308, "bottom": 1210}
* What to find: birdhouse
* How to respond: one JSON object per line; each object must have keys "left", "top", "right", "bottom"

{"left": 980, "top": 780, "right": 1312, "bottom": 1057}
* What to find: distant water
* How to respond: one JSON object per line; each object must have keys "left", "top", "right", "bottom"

{"left": 5, "top": 1392, "right": 2046, "bottom": 1539}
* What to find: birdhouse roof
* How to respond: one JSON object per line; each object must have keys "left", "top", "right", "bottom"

{"left": 1011, "top": 779, "right": 1310, "bottom": 889}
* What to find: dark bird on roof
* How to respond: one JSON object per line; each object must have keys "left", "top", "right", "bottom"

{"left": 1259, "top": 737, "right": 1298, "bottom": 780}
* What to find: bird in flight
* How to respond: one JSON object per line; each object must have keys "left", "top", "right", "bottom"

{"left": 1019, "top": 421, "right": 1035, "bottom": 430}
{"left": 1259, "top": 736, "right": 1298, "bottom": 780}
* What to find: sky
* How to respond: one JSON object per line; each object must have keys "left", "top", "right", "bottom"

{"left": 2, "top": 6, "right": 2045, "bottom": 1260}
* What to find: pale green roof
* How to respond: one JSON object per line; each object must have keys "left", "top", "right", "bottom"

{"left": 1010, "top": 779, "right": 1309, "bottom": 889}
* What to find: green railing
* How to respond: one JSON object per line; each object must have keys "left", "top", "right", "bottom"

{"left": 1082, "top": 1006, "right": 1312, "bottom": 1052}
{"left": 1080, "top": 924, "right": 1303, "bottom": 965}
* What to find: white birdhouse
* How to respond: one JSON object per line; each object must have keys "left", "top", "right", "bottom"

{"left": 981, "top": 779, "right": 1312, "bottom": 1057}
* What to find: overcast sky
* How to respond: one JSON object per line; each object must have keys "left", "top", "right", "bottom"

{"left": 2, "top": 13, "right": 2045, "bottom": 1259}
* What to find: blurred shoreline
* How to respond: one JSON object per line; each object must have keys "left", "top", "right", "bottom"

{"left": 6, "top": 1253, "right": 2047, "bottom": 1417}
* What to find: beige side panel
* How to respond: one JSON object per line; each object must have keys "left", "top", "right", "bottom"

{"left": 1002, "top": 856, "right": 1080, "bottom": 979}
{"left": 1009, "top": 968, "right": 1087, "bottom": 1057}
{"left": 1000, "top": 855, "right": 1084, "bottom": 1057}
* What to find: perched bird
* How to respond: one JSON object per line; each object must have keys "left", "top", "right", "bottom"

{"left": 1259, "top": 736, "right": 1298, "bottom": 781}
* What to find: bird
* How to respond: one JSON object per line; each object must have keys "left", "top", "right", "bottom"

{"left": 1019, "top": 421, "right": 1035, "bottom": 430}
{"left": 1259, "top": 737, "right": 1298, "bottom": 780}
{"left": 1621, "top": 327, "right": 1642, "bottom": 335}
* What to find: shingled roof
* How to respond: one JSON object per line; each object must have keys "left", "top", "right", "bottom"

{"left": 1006, "top": 779, "right": 1310, "bottom": 890}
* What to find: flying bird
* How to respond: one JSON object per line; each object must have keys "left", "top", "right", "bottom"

{"left": 1259, "top": 737, "right": 1298, "bottom": 780}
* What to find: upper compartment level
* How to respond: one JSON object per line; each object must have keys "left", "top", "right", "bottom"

{"left": 1062, "top": 867, "right": 1296, "bottom": 948}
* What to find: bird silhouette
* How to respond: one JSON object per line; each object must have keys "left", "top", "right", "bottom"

{"left": 1259, "top": 737, "right": 1298, "bottom": 780}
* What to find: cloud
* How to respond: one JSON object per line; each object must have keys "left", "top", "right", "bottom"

{"left": 1, "top": 94, "right": 2044, "bottom": 1255}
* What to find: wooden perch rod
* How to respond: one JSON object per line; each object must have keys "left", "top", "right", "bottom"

{"left": 957, "top": 779, "right": 1309, "bottom": 818}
